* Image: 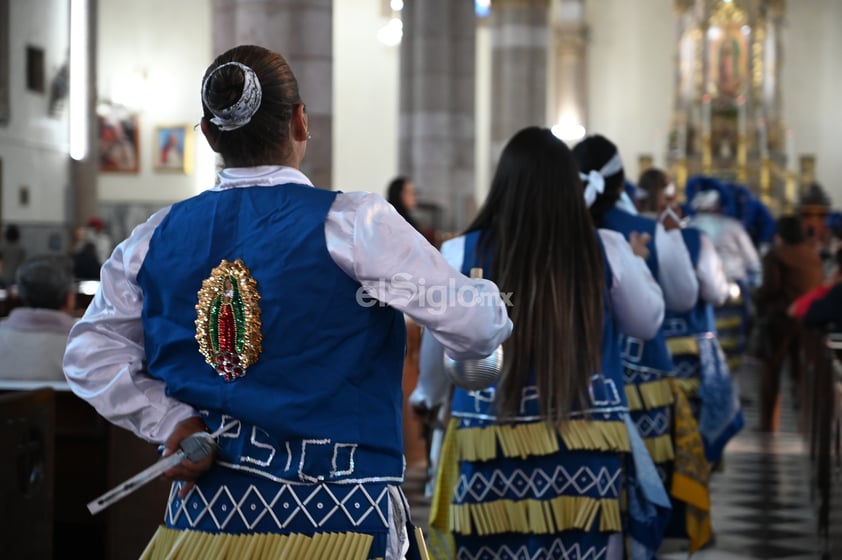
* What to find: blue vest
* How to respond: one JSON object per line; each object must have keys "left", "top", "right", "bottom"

{"left": 137, "top": 184, "right": 407, "bottom": 483}
{"left": 601, "top": 207, "right": 673, "bottom": 372}
{"left": 663, "top": 227, "right": 715, "bottom": 338}
{"left": 450, "top": 230, "right": 626, "bottom": 419}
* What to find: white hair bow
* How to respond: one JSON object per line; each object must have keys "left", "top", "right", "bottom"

{"left": 579, "top": 152, "right": 623, "bottom": 207}
{"left": 581, "top": 170, "right": 605, "bottom": 208}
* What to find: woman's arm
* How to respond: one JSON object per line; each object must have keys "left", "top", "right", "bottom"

{"left": 802, "top": 283, "right": 842, "bottom": 327}
{"left": 697, "top": 232, "right": 730, "bottom": 306}
{"left": 600, "top": 229, "right": 665, "bottom": 340}
{"left": 655, "top": 223, "right": 699, "bottom": 312}
{"left": 326, "top": 192, "right": 513, "bottom": 360}
{"left": 408, "top": 237, "right": 466, "bottom": 409}
{"left": 62, "top": 207, "right": 199, "bottom": 443}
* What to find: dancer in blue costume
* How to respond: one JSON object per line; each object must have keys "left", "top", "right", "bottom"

{"left": 638, "top": 168, "right": 745, "bottom": 551}
{"left": 686, "top": 185, "right": 761, "bottom": 374}
{"left": 638, "top": 169, "right": 743, "bottom": 460}
{"left": 412, "top": 127, "right": 667, "bottom": 560}
{"left": 63, "top": 45, "right": 513, "bottom": 560}
{"left": 573, "top": 137, "right": 698, "bottom": 488}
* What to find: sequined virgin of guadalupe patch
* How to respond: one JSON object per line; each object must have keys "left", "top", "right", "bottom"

{"left": 195, "top": 259, "right": 263, "bottom": 381}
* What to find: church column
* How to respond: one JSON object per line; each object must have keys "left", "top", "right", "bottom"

{"left": 490, "top": 0, "right": 549, "bottom": 163}
{"left": 549, "top": 0, "right": 587, "bottom": 142}
{"left": 399, "top": 0, "right": 476, "bottom": 232}
{"left": 211, "top": 0, "right": 333, "bottom": 188}
{"left": 70, "top": 0, "right": 99, "bottom": 228}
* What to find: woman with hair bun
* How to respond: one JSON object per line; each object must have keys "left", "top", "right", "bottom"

{"left": 63, "top": 45, "right": 513, "bottom": 559}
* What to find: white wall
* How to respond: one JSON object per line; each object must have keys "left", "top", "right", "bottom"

{"left": 475, "top": 21, "right": 492, "bottom": 207}
{"left": 781, "top": 0, "right": 842, "bottom": 205}
{"left": 332, "top": 0, "right": 400, "bottom": 195}
{"left": 582, "top": 0, "right": 842, "bottom": 205}
{"left": 585, "top": 0, "right": 675, "bottom": 184}
{"left": 97, "top": 0, "right": 214, "bottom": 204}
{"left": 0, "top": 0, "right": 69, "bottom": 223}
{"left": 6, "top": 0, "right": 839, "bottom": 227}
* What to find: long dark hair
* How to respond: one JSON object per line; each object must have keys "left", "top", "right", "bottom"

{"left": 637, "top": 168, "right": 669, "bottom": 214}
{"left": 467, "top": 127, "right": 604, "bottom": 422}
{"left": 572, "top": 134, "right": 625, "bottom": 226}
{"left": 386, "top": 176, "right": 419, "bottom": 230}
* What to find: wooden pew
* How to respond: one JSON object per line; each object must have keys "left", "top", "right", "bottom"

{"left": 0, "top": 388, "right": 55, "bottom": 559}
{"left": 0, "top": 381, "right": 170, "bottom": 560}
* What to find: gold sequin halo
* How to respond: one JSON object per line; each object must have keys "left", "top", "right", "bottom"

{"left": 195, "top": 259, "right": 263, "bottom": 381}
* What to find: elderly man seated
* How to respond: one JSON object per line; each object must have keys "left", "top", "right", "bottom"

{"left": 0, "top": 254, "right": 76, "bottom": 380}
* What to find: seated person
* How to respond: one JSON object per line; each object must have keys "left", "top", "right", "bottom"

{"left": 72, "top": 241, "right": 102, "bottom": 280}
{"left": 0, "top": 254, "right": 76, "bottom": 381}
{"left": 800, "top": 282, "right": 842, "bottom": 330}
{"left": 790, "top": 248, "right": 842, "bottom": 322}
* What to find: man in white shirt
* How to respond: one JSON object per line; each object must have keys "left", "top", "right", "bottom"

{"left": 0, "top": 255, "right": 76, "bottom": 380}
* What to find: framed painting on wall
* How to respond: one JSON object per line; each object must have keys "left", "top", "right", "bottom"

{"left": 99, "top": 108, "right": 140, "bottom": 173}
{"left": 153, "top": 124, "right": 192, "bottom": 174}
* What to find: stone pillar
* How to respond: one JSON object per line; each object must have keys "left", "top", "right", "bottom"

{"left": 211, "top": 0, "right": 333, "bottom": 188}
{"left": 762, "top": 0, "right": 786, "bottom": 151}
{"left": 70, "top": 0, "right": 99, "bottom": 228}
{"left": 549, "top": 0, "right": 587, "bottom": 140}
{"left": 399, "top": 0, "right": 476, "bottom": 232}
{"left": 489, "top": 0, "right": 549, "bottom": 164}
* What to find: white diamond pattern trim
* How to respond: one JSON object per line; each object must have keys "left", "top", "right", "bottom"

{"left": 456, "top": 540, "right": 608, "bottom": 560}
{"left": 634, "top": 409, "right": 671, "bottom": 437}
{"left": 166, "top": 482, "right": 391, "bottom": 531}
{"left": 454, "top": 466, "right": 621, "bottom": 503}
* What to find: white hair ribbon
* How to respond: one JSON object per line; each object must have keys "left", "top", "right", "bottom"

{"left": 581, "top": 170, "right": 605, "bottom": 207}
{"left": 691, "top": 189, "right": 720, "bottom": 211}
{"left": 615, "top": 191, "right": 639, "bottom": 215}
{"left": 202, "top": 62, "right": 263, "bottom": 132}
{"left": 579, "top": 152, "right": 624, "bottom": 207}
{"left": 664, "top": 182, "right": 677, "bottom": 198}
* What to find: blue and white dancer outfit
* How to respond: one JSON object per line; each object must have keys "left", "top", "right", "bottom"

{"left": 412, "top": 228, "right": 665, "bottom": 560}
{"left": 599, "top": 206, "right": 698, "bottom": 481}
{"left": 687, "top": 191, "right": 761, "bottom": 373}
{"left": 63, "top": 166, "right": 512, "bottom": 560}
{"left": 660, "top": 222, "right": 744, "bottom": 549}
{"left": 663, "top": 225, "right": 743, "bottom": 464}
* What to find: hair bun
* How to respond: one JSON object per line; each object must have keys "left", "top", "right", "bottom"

{"left": 202, "top": 62, "right": 263, "bottom": 131}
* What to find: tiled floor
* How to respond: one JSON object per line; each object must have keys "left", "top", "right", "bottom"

{"left": 660, "top": 356, "right": 831, "bottom": 559}
{"left": 402, "top": 356, "right": 838, "bottom": 559}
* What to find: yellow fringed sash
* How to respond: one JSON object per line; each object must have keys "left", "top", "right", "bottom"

{"left": 669, "top": 380, "right": 713, "bottom": 554}
{"left": 672, "top": 377, "right": 701, "bottom": 398}
{"left": 454, "top": 418, "right": 630, "bottom": 462}
{"left": 449, "top": 496, "right": 622, "bottom": 536}
{"left": 428, "top": 419, "right": 460, "bottom": 559}
{"left": 666, "top": 336, "right": 700, "bottom": 357}
{"left": 624, "top": 378, "right": 674, "bottom": 411}
{"left": 642, "top": 432, "right": 675, "bottom": 463}
{"left": 429, "top": 417, "right": 628, "bottom": 557}
{"left": 715, "top": 315, "right": 743, "bottom": 331}
{"left": 139, "top": 526, "right": 375, "bottom": 560}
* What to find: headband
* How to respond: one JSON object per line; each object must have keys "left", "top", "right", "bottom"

{"left": 691, "top": 189, "right": 720, "bottom": 211}
{"left": 202, "top": 62, "right": 263, "bottom": 131}
{"left": 579, "top": 152, "right": 624, "bottom": 207}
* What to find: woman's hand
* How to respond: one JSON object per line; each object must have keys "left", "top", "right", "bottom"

{"left": 629, "top": 231, "right": 652, "bottom": 261}
{"left": 162, "top": 416, "right": 216, "bottom": 499}
{"left": 660, "top": 211, "right": 681, "bottom": 231}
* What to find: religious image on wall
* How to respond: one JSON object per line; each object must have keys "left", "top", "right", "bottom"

{"left": 99, "top": 106, "right": 140, "bottom": 173}
{"left": 706, "top": 4, "right": 750, "bottom": 108}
